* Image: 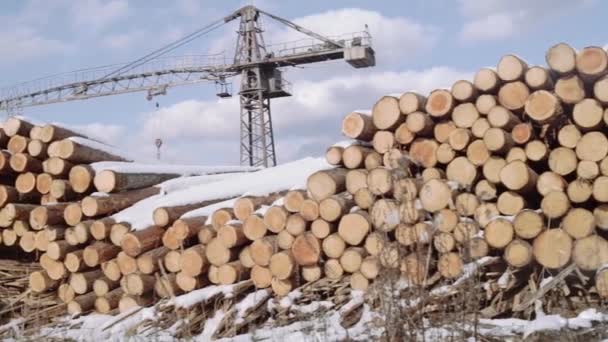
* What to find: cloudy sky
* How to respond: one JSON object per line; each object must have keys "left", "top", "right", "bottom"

{"left": 0, "top": 0, "right": 603, "bottom": 165}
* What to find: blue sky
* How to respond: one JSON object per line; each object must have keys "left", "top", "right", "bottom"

{"left": 0, "top": 0, "right": 604, "bottom": 165}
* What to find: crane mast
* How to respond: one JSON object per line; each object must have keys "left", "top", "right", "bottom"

{"left": 0, "top": 5, "right": 376, "bottom": 167}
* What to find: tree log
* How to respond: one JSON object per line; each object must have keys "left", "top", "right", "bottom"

{"left": 81, "top": 187, "right": 159, "bottom": 217}
{"left": 68, "top": 165, "right": 94, "bottom": 193}
{"left": 533, "top": 229, "right": 572, "bottom": 269}
{"left": 83, "top": 241, "right": 120, "bottom": 267}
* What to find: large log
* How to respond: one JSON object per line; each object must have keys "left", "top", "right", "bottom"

{"left": 121, "top": 225, "right": 164, "bottom": 257}
{"left": 81, "top": 187, "right": 160, "bottom": 217}
{"left": 95, "top": 170, "right": 179, "bottom": 193}
{"left": 43, "top": 157, "right": 74, "bottom": 178}
{"left": 29, "top": 203, "right": 69, "bottom": 230}
{"left": 57, "top": 139, "right": 128, "bottom": 163}
{"left": 83, "top": 241, "right": 121, "bottom": 267}
{"left": 291, "top": 232, "right": 321, "bottom": 266}
{"left": 338, "top": 211, "right": 371, "bottom": 245}
{"left": 372, "top": 96, "right": 403, "bottom": 130}
{"left": 68, "top": 165, "right": 95, "bottom": 193}
{"left": 7, "top": 136, "right": 29, "bottom": 154}
{"left": 341, "top": 111, "right": 377, "bottom": 142}
{"left": 425, "top": 89, "right": 454, "bottom": 119}
{"left": 546, "top": 43, "right": 576, "bottom": 75}
{"left": 533, "top": 229, "right": 572, "bottom": 269}
{"left": 39, "top": 124, "right": 87, "bottom": 143}
{"left": 233, "top": 193, "right": 282, "bottom": 221}
{"left": 4, "top": 117, "right": 35, "bottom": 137}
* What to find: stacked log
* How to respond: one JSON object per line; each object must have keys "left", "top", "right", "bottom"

{"left": 14, "top": 43, "right": 608, "bottom": 322}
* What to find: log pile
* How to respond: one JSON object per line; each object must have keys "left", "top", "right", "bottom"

{"left": 0, "top": 42, "right": 607, "bottom": 332}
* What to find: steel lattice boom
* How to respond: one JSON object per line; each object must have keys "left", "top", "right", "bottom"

{"left": 0, "top": 5, "right": 376, "bottom": 167}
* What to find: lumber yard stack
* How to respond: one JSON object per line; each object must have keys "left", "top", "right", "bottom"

{"left": 0, "top": 41, "right": 607, "bottom": 329}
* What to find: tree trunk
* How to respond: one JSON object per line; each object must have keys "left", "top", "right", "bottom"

{"left": 10, "top": 153, "right": 42, "bottom": 173}
{"left": 251, "top": 265, "right": 272, "bottom": 289}
{"left": 325, "top": 146, "right": 343, "bottom": 166}
{"left": 121, "top": 225, "right": 164, "bottom": 257}
{"left": 555, "top": 75, "right": 585, "bottom": 104}
{"left": 70, "top": 269, "right": 103, "bottom": 294}
{"left": 372, "top": 95, "right": 403, "bottom": 130}
{"left": 218, "top": 261, "right": 248, "bottom": 285}
{"left": 474, "top": 68, "right": 501, "bottom": 93}
{"left": 137, "top": 246, "right": 169, "bottom": 274}
{"left": 533, "top": 229, "right": 572, "bottom": 269}
{"left": 46, "top": 240, "right": 79, "bottom": 260}
{"left": 338, "top": 210, "right": 371, "bottom": 245}
{"left": 83, "top": 241, "right": 121, "bottom": 267}
{"left": 513, "top": 210, "right": 544, "bottom": 239}
{"left": 7, "top": 136, "right": 30, "bottom": 154}
{"left": 94, "top": 288, "right": 123, "bottom": 313}
{"left": 233, "top": 193, "right": 283, "bottom": 221}
{"left": 205, "top": 238, "right": 238, "bottom": 266}
{"left": 67, "top": 292, "right": 97, "bottom": 315}
{"left": 124, "top": 273, "right": 155, "bottom": 296}
{"left": 437, "top": 252, "right": 464, "bottom": 279}
{"left": 210, "top": 208, "right": 234, "bottom": 230}
{"left": 341, "top": 111, "right": 377, "bottom": 142}
{"left": 69, "top": 165, "right": 95, "bottom": 193}
{"left": 291, "top": 232, "right": 321, "bottom": 266}
{"left": 485, "top": 219, "right": 514, "bottom": 249}
{"left": 306, "top": 168, "right": 347, "bottom": 202}
{"left": 572, "top": 235, "right": 608, "bottom": 271}
{"left": 283, "top": 190, "right": 306, "bottom": 213}
{"left": 322, "top": 233, "right": 346, "bottom": 259}
{"left": 58, "top": 139, "right": 128, "bottom": 163}
{"left": 15, "top": 172, "right": 37, "bottom": 195}
{"left": 498, "top": 81, "right": 530, "bottom": 112}
{"left": 299, "top": 199, "right": 320, "bottom": 221}
{"left": 81, "top": 187, "right": 159, "bottom": 217}
{"left": 89, "top": 217, "right": 116, "bottom": 241}
{"left": 95, "top": 170, "right": 179, "bottom": 193}
{"left": 263, "top": 206, "right": 288, "bottom": 233}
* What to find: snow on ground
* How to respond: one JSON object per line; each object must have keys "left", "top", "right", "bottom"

{"left": 111, "top": 157, "right": 331, "bottom": 230}
{"left": 479, "top": 308, "right": 608, "bottom": 339}
{"left": 89, "top": 161, "right": 259, "bottom": 175}
{"left": 158, "top": 173, "right": 246, "bottom": 193}
{"left": 168, "top": 283, "right": 241, "bottom": 309}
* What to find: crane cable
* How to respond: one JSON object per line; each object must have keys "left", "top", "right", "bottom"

{"left": 100, "top": 17, "right": 227, "bottom": 79}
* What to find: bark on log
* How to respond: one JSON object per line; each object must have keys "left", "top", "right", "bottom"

{"left": 67, "top": 292, "right": 97, "bottom": 315}
{"left": 81, "top": 187, "right": 159, "bottom": 217}
{"left": 342, "top": 111, "right": 377, "bottom": 142}
{"left": 95, "top": 170, "right": 179, "bottom": 193}
{"left": 121, "top": 225, "right": 164, "bottom": 257}
{"left": 83, "top": 241, "right": 121, "bottom": 267}
{"left": 399, "top": 92, "right": 426, "bottom": 114}
{"left": 58, "top": 139, "right": 128, "bottom": 163}
{"left": 291, "top": 233, "right": 321, "bottom": 266}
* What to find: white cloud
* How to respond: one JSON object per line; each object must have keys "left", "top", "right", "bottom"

{"left": 101, "top": 30, "right": 144, "bottom": 49}
{"left": 458, "top": 0, "right": 594, "bottom": 42}
{"left": 69, "top": 0, "right": 129, "bottom": 31}
{"left": 133, "top": 67, "right": 471, "bottom": 164}
{"left": 460, "top": 13, "right": 517, "bottom": 42}
{"left": 0, "top": 27, "right": 70, "bottom": 63}
{"left": 211, "top": 8, "right": 439, "bottom": 65}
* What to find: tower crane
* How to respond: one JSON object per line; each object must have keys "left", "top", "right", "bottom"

{"left": 0, "top": 5, "right": 375, "bottom": 167}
